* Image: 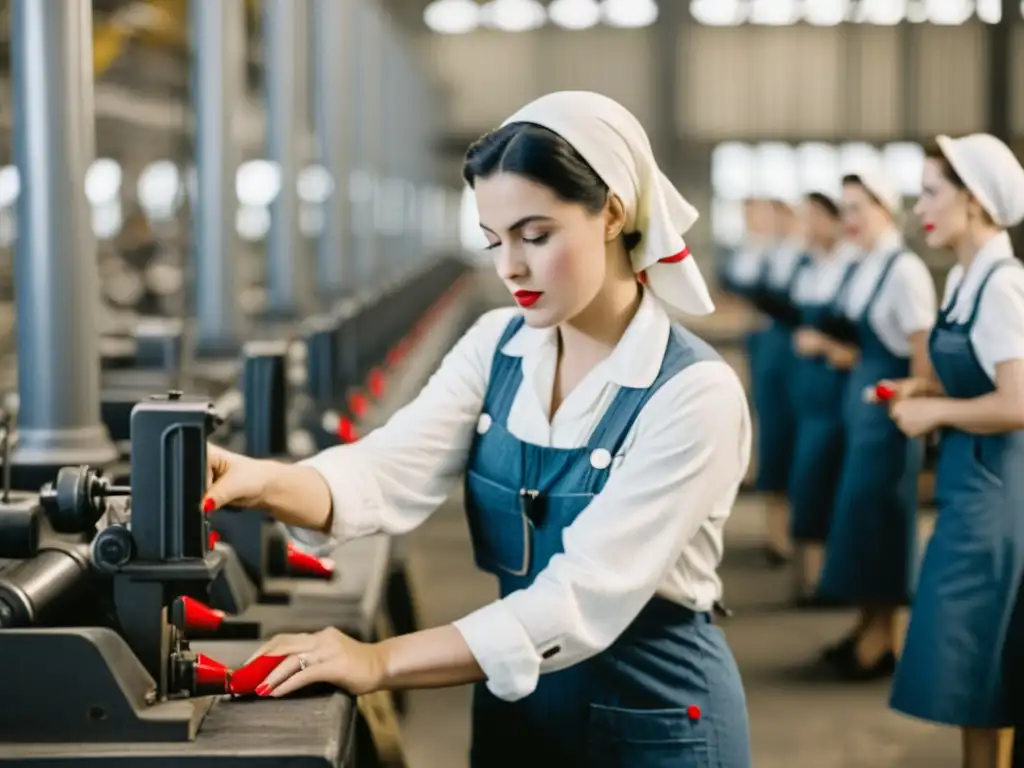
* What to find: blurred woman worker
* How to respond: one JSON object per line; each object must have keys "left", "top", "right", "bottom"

{"left": 718, "top": 197, "right": 774, "bottom": 301}
{"left": 746, "top": 199, "right": 810, "bottom": 567}
{"left": 203, "top": 91, "right": 754, "bottom": 767}
{"left": 787, "top": 191, "right": 859, "bottom": 604}
{"left": 804, "top": 168, "right": 936, "bottom": 678}
{"left": 720, "top": 198, "right": 807, "bottom": 566}
{"left": 884, "top": 134, "right": 1024, "bottom": 768}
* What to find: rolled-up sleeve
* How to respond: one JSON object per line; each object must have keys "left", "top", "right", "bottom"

{"left": 294, "top": 308, "right": 516, "bottom": 545}
{"left": 453, "top": 360, "right": 751, "bottom": 701}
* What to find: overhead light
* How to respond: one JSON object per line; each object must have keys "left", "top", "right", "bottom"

{"left": 602, "top": 0, "right": 659, "bottom": 28}
{"left": 423, "top": 0, "right": 480, "bottom": 34}
{"left": 976, "top": 0, "right": 1001, "bottom": 22}
{"left": 690, "top": 0, "right": 746, "bottom": 25}
{"left": 137, "top": 160, "right": 181, "bottom": 220}
{"left": 482, "top": 0, "right": 545, "bottom": 31}
{"left": 905, "top": 0, "right": 929, "bottom": 21}
{"left": 236, "top": 159, "right": 282, "bottom": 208}
{"left": 854, "top": 0, "right": 906, "bottom": 24}
{"left": 85, "top": 158, "right": 123, "bottom": 206}
{"left": 0, "top": 165, "right": 20, "bottom": 208}
{"left": 803, "top": 0, "right": 848, "bottom": 26}
{"left": 548, "top": 0, "right": 601, "bottom": 29}
{"left": 924, "top": 0, "right": 973, "bottom": 24}
{"left": 750, "top": 0, "right": 800, "bottom": 25}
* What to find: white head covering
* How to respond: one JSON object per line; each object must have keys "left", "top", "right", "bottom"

{"left": 500, "top": 91, "right": 714, "bottom": 316}
{"left": 936, "top": 133, "right": 1024, "bottom": 228}
{"left": 845, "top": 165, "right": 901, "bottom": 216}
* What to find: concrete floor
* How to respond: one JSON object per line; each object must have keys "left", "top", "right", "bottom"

{"left": 393, "top": 303, "right": 962, "bottom": 768}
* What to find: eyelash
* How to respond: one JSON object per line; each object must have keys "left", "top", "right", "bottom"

{"left": 484, "top": 233, "right": 550, "bottom": 250}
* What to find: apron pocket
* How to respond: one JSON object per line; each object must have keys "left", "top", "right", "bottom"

{"left": 465, "top": 470, "right": 533, "bottom": 577}
{"left": 588, "top": 703, "right": 707, "bottom": 768}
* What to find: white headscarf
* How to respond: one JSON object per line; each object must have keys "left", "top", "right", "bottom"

{"left": 846, "top": 165, "right": 901, "bottom": 216}
{"left": 500, "top": 91, "right": 715, "bottom": 316}
{"left": 936, "top": 133, "right": 1024, "bottom": 228}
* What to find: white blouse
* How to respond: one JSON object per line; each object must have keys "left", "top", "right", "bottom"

{"left": 764, "top": 237, "right": 809, "bottom": 291}
{"left": 940, "top": 231, "right": 1024, "bottom": 380}
{"left": 723, "top": 242, "right": 768, "bottom": 287}
{"left": 791, "top": 242, "right": 861, "bottom": 305}
{"left": 840, "top": 229, "right": 937, "bottom": 356}
{"left": 294, "top": 289, "right": 751, "bottom": 703}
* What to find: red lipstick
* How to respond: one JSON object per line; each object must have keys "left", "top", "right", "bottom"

{"left": 924, "top": 223, "right": 935, "bottom": 232}
{"left": 513, "top": 290, "right": 543, "bottom": 308}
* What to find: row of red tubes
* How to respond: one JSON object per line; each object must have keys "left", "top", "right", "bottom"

{"left": 191, "top": 275, "right": 471, "bottom": 697}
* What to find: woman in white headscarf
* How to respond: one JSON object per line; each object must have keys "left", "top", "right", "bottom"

{"left": 882, "top": 134, "right": 1024, "bottom": 768}
{"left": 199, "top": 91, "right": 754, "bottom": 767}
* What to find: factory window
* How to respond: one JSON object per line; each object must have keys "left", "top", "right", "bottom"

{"left": 709, "top": 141, "right": 924, "bottom": 245}
{"left": 692, "top": 0, "right": 1001, "bottom": 24}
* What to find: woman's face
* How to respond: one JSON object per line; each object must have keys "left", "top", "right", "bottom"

{"left": 474, "top": 172, "right": 614, "bottom": 328}
{"left": 913, "top": 158, "right": 970, "bottom": 250}
{"left": 841, "top": 182, "right": 889, "bottom": 250}
{"left": 803, "top": 199, "right": 840, "bottom": 250}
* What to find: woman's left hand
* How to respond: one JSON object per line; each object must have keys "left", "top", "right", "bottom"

{"left": 890, "top": 398, "right": 945, "bottom": 438}
{"left": 249, "top": 627, "right": 386, "bottom": 698}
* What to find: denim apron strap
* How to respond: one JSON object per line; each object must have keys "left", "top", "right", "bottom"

{"left": 585, "top": 326, "right": 717, "bottom": 456}
{"left": 482, "top": 315, "right": 527, "bottom": 428}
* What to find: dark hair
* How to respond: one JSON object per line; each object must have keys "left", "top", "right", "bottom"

{"left": 924, "top": 142, "right": 966, "bottom": 189}
{"left": 923, "top": 142, "right": 996, "bottom": 226}
{"left": 463, "top": 122, "right": 642, "bottom": 251}
{"left": 841, "top": 173, "right": 887, "bottom": 210}
{"left": 807, "top": 192, "right": 840, "bottom": 219}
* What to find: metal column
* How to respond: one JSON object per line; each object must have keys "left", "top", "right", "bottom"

{"left": 351, "top": 0, "right": 381, "bottom": 294}
{"left": 986, "top": 0, "right": 1014, "bottom": 142}
{"left": 652, "top": 0, "right": 682, "bottom": 175}
{"left": 311, "top": 0, "right": 354, "bottom": 304}
{"left": 10, "top": 0, "right": 117, "bottom": 480}
{"left": 191, "top": 0, "right": 245, "bottom": 357}
{"left": 262, "top": 0, "right": 308, "bottom": 318}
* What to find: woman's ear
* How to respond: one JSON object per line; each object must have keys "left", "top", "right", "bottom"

{"left": 605, "top": 193, "right": 628, "bottom": 242}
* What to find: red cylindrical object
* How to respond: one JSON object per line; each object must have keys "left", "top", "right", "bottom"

{"left": 208, "top": 530, "right": 221, "bottom": 548}
{"left": 229, "top": 654, "right": 288, "bottom": 696}
{"left": 875, "top": 383, "right": 896, "bottom": 402}
{"left": 348, "top": 392, "right": 368, "bottom": 419}
{"left": 180, "top": 596, "right": 225, "bottom": 633}
{"left": 194, "top": 653, "right": 230, "bottom": 689}
{"left": 286, "top": 541, "right": 335, "bottom": 579}
{"left": 336, "top": 416, "right": 358, "bottom": 444}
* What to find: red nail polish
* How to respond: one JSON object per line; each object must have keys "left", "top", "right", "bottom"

{"left": 179, "top": 596, "right": 225, "bottom": 633}
{"left": 229, "top": 654, "right": 288, "bottom": 696}
{"left": 255, "top": 683, "right": 270, "bottom": 696}
{"left": 875, "top": 384, "right": 896, "bottom": 402}
{"left": 287, "top": 541, "right": 335, "bottom": 579}
{"left": 202, "top": 497, "right": 216, "bottom": 514}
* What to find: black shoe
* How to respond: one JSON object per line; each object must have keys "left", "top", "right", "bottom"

{"left": 764, "top": 545, "right": 792, "bottom": 569}
{"left": 820, "top": 633, "right": 858, "bottom": 666}
{"left": 796, "top": 593, "right": 844, "bottom": 610}
{"left": 835, "top": 649, "right": 897, "bottom": 682}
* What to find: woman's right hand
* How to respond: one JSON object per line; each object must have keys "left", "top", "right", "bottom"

{"left": 871, "top": 377, "right": 932, "bottom": 404}
{"left": 203, "top": 444, "right": 274, "bottom": 513}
